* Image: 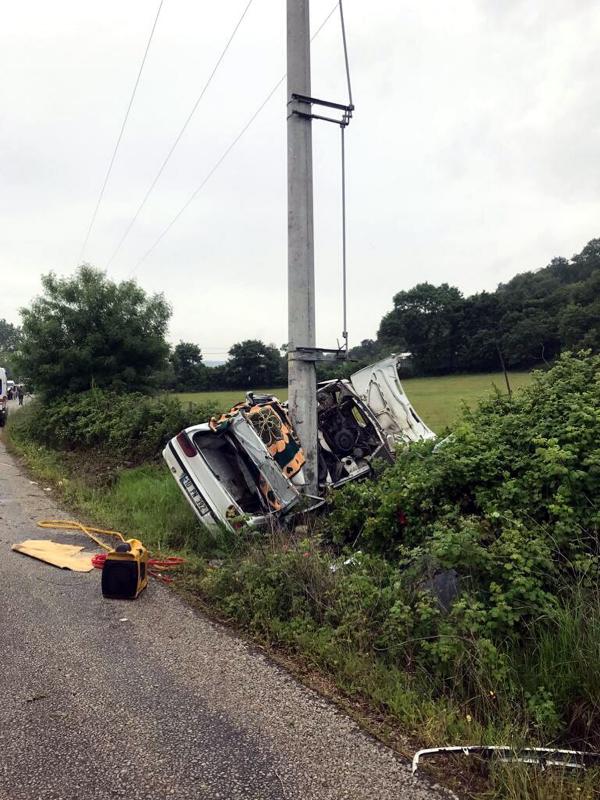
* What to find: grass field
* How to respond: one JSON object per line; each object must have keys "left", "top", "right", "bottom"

{"left": 174, "top": 371, "right": 533, "bottom": 433}
{"left": 175, "top": 388, "right": 289, "bottom": 411}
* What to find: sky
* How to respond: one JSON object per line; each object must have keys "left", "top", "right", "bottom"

{"left": 1, "top": 0, "right": 599, "bottom": 359}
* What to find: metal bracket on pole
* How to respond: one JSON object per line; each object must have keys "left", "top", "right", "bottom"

{"left": 289, "top": 94, "right": 354, "bottom": 127}
{"left": 289, "top": 346, "right": 348, "bottom": 363}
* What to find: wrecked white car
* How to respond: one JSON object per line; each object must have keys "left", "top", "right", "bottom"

{"left": 163, "top": 356, "right": 435, "bottom": 533}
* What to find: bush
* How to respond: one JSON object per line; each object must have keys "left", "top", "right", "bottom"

{"left": 318, "top": 351, "right": 600, "bottom": 739}
{"left": 10, "top": 352, "right": 600, "bottom": 760}
{"left": 12, "top": 389, "right": 218, "bottom": 464}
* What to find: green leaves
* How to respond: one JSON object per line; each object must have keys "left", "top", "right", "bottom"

{"left": 226, "top": 340, "right": 284, "bottom": 389}
{"left": 376, "top": 237, "right": 600, "bottom": 374}
{"left": 323, "top": 352, "right": 600, "bottom": 717}
{"left": 17, "top": 266, "right": 171, "bottom": 397}
{"left": 16, "top": 390, "right": 218, "bottom": 466}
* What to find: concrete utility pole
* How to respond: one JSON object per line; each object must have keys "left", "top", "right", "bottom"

{"left": 287, "top": 0, "right": 318, "bottom": 495}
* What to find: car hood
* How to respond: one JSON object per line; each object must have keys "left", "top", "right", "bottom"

{"left": 349, "top": 355, "right": 435, "bottom": 444}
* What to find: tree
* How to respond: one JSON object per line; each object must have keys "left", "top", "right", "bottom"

{"left": 225, "top": 340, "right": 284, "bottom": 388}
{"left": 347, "top": 338, "right": 381, "bottom": 361}
{"left": 170, "top": 341, "right": 207, "bottom": 390}
{"left": 0, "top": 319, "right": 21, "bottom": 352}
{"left": 371, "top": 238, "right": 600, "bottom": 375}
{"left": 18, "top": 266, "right": 171, "bottom": 396}
{"left": 0, "top": 319, "right": 22, "bottom": 379}
{"left": 559, "top": 302, "right": 600, "bottom": 352}
{"left": 378, "top": 283, "right": 464, "bottom": 374}
{"left": 455, "top": 292, "right": 504, "bottom": 373}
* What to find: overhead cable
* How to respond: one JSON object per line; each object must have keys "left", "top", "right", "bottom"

{"left": 338, "top": 0, "right": 353, "bottom": 350}
{"left": 341, "top": 125, "right": 348, "bottom": 348}
{"left": 131, "top": 2, "right": 339, "bottom": 273}
{"left": 339, "top": 0, "right": 353, "bottom": 107}
{"left": 106, "top": 0, "right": 255, "bottom": 268}
{"left": 132, "top": 77, "right": 285, "bottom": 271}
{"left": 80, "top": 0, "right": 165, "bottom": 263}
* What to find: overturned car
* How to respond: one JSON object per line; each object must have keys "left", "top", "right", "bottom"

{"left": 163, "top": 356, "right": 435, "bottom": 533}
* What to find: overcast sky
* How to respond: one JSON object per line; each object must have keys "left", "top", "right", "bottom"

{"left": 1, "top": 0, "right": 599, "bottom": 358}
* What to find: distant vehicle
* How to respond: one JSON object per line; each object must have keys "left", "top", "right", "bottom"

{"left": 0, "top": 368, "right": 8, "bottom": 427}
{"left": 164, "top": 356, "right": 435, "bottom": 534}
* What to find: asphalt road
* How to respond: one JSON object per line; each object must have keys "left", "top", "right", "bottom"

{"left": 0, "top": 435, "right": 452, "bottom": 800}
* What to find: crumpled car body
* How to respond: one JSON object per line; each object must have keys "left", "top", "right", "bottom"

{"left": 163, "top": 355, "right": 435, "bottom": 533}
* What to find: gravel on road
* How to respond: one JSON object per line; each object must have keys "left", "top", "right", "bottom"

{"left": 0, "top": 436, "right": 453, "bottom": 800}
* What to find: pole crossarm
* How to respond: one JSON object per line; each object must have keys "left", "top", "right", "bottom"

{"left": 289, "top": 346, "right": 348, "bottom": 362}
{"left": 289, "top": 93, "right": 354, "bottom": 127}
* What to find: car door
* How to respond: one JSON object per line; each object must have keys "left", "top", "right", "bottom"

{"left": 228, "top": 414, "right": 301, "bottom": 513}
{"left": 349, "top": 356, "right": 435, "bottom": 444}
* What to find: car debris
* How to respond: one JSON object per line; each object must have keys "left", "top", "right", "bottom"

{"left": 329, "top": 552, "right": 362, "bottom": 573}
{"left": 411, "top": 745, "right": 600, "bottom": 775}
{"left": 12, "top": 539, "right": 95, "bottom": 572}
{"left": 164, "top": 355, "right": 435, "bottom": 533}
{"left": 348, "top": 356, "right": 435, "bottom": 445}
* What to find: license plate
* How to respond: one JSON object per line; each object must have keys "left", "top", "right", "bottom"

{"left": 180, "top": 474, "right": 210, "bottom": 516}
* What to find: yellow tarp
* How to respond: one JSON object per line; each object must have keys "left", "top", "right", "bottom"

{"left": 12, "top": 539, "right": 94, "bottom": 572}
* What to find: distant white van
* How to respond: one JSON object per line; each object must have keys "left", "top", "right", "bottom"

{"left": 0, "top": 367, "right": 8, "bottom": 427}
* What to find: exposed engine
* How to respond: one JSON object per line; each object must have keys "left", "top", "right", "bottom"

{"left": 317, "top": 382, "right": 388, "bottom": 484}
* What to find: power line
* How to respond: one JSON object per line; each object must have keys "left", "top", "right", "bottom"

{"left": 338, "top": 0, "right": 353, "bottom": 351}
{"left": 132, "top": 76, "right": 285, "bottom": 271}
{"left": 106, "top": 0, "right": 255, "bottom": 269}
{"left": 131, "top": 2, "right": 339, "bottom": 273}
{"left": 339, "top": 0, "right": 353, "bottom": 107}
{"left": 80, "top": 0, "right": 165, "bottom": 263}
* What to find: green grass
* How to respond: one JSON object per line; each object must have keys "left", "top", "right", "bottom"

{"left": 174, "top": 388, "right": 288, "bottom": 411}
{"left": 484, "top": 762, "right": 600, "bottom": 800}
{"left": 401, "top": 371, "right": 532, "bottom": 432}
{"left": 173, "top": 372, "right": 533, "bottom": 433}
{"left": 4, "top": 428, "right": 200, "bottom": 553}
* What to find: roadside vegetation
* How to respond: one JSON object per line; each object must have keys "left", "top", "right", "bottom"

{"left": 6, "top": 352, "right": 600, "bottom": 799}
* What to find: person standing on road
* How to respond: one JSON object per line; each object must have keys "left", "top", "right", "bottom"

{"left": 17, "top": 386, "right": 24, "bottom": 406}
